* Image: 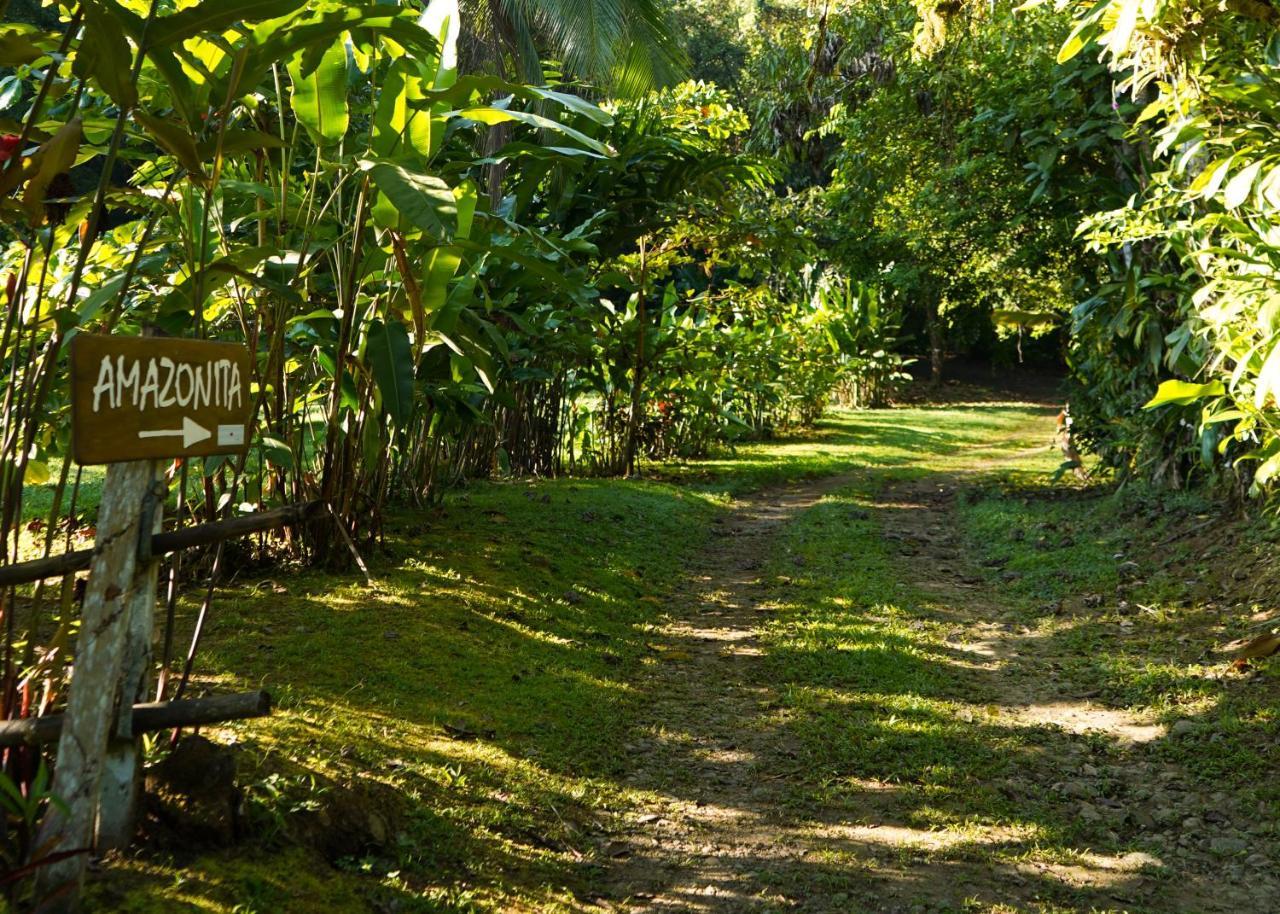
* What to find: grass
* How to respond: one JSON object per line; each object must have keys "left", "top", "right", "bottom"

{"left": 735, "top": 405, "right": 1279, "bottom": 910}
{"left": 656, "top": 402, "right": 1054, "bottom": 495}
{"left": 94, "top": 475, "right": 723, "bottom": 912}
{"left": 953, "top": 480, "right": 1280, "bottom": 806}
{"left": 72, "top": 396, "right": 1280, "bottom": 912}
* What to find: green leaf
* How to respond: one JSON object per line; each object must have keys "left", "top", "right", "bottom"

{"left": 259, "top": 435, "right": 295, "bottom": 469}
{"left": 416, "top": 75, "right": 614, "bottom": 126}
{"left": 24, "top": 461, "right": 50, "bottom": 486}
{"left": 418, "top": 0, "right": 459, "bottom": 90}
{"left": 0, "top": 27, "right": 44, "bottom": 66}
{"left": 422, "top": 246, "right": 462, "bottom": 312}
{"left": 133, "top": 110, "right": 209, "bottom": 183}
{"left": 1224, "top": 159, "right": 1263, "bottom": 209}
{"left": 199, "top": 128, "right": 288, "bottom": 160}
{"left": 230, "top": 6, "right": 437, "bottom": 104}
{"left": 1190, "top": 157, "right": 1233, "bottom": 197}
{"left": 145, "top": 0, "right": 310, "bottom": 49}
{"left": 160, "top": 248, "right": 301, "bottom": 316}
{"left": 454, "top": 239, "right": 571, "bottom": 289}
{"left": 457, "top": 107, "right": 613, "bottom": 156}
{"left": 21, "top": 119, "right": 82, "bottom": 224}
{"left": 1252, "top": 442, "right": 1280, "bottom": 489}
{"left": 371, "top": 59, "right": 434, "bottom": 159}
{"left": 0, "top": 75, "right": 20, "bottom": 110}
{"left": 366, "top": 318, "right": 415, "bottom": 428}
{"left": 1058, "top": 18, "right": 1098, "bottom": 64}
{"left": 454, "top": 180, "right": 476, "bottom": 240}
{"left": 359, "top": 159, "right": 456, "bottom": 236}
{"left": 139, "top": 45, "right": 201, "bottom": 125}
{"left": 1143, "top": 379, "right": 1225, "bottom": 409}
{"left": 478, "top": 142, "right": 608, "bottom": 165}
{"left": 287, "top": 308, "right": 341, "bottom": 327}
{"left": 288, "top": 38, "right": 350, "bottom": 146}
{"left": 1257, "top": 338, "right": 1280, "bottom": 408}
{"left": 1203, "top": 408, "right": 1246, "bottom": 425}
{"left": 1105, "top": 0, "right": 1141, "bottom": 57}
{"left": 74, "top": 0, "right": 138, "bottom": 110}
{"left": 75, "top": 273, "right": 129, "bottom": 324}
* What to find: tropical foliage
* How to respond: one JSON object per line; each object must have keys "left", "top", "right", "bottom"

{"left": 1046, "top": 0, "right": 1280, "bottom": 494}
{"left": 0, "top": 11, "right": 903, "bottom": 864}
{"left": 0, "top": 0, "right": 897, "bottom": 579}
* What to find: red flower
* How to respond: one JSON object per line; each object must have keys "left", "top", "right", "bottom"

{"left": 0, "top": 134, "right": 21, "bottom": 163}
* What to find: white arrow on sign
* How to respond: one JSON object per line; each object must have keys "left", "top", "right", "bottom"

{"left": 137, "top": 416, "right": 211, "bottom": 449}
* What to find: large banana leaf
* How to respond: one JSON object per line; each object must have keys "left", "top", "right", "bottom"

{"left": 74, "top": 0, "right": 138, "bottom": 110}
{"left": 366, "top": 318, "right": 416, "bottom": 428}
{"left": 288, "top": 39, "right": 351, "bottom": 146}
{"left": 360, "top": 159, "right": 458, "bottom": 237}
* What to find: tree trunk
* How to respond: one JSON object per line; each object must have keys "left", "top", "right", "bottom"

{"left": 623, "top": 240, "right": 648, "bottom": 476}
{"left": 925, "top": 298, "right": 944, "bottom": 386}
{"left": 623, "top": 294, "right": 646, "bottom": 477}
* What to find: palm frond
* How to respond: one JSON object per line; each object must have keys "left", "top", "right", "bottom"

{"left": 489, "top": 0, "right": 686, "bottom": 95}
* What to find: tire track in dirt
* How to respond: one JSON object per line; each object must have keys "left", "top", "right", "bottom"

{"left": 874, "top": 478, "right": 1280, "bottom": 914}
{"left": 594, "top": 469, "right": 1063, "bottom": 913}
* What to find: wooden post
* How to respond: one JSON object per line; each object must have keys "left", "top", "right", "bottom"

{"left": 97, "top": 471, "right": 163, "bottom": 851}
{"left": 34, "top": 460, "right": 158, "bottom": 908}
{"left": 35, "top": 333, "right": 255, "bottom": 909}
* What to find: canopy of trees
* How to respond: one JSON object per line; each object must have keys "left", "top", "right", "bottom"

{"left": 0, "top": 0, "right": 912, "bottom": 574}
{"left": 4, "top": 0, "right": 1279, "bottom": 559}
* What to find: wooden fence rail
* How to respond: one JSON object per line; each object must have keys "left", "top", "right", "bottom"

{"left": 0, "top": 691, "right": 272, "bottom": 747}
{"left": 0, "top": 500, "right": 325, "bottom": 588}
{"left": 7, "top": 493, "right": 324, "bottom": 909}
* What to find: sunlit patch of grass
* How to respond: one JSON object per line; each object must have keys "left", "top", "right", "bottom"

{"left": 100, "top": 397, "right": 1270, "bottom": 911}
{"left": 95, "top": 476, "right": 723, "bottom": 911}
{"left": 654, "top": 403, "right": 1059, "bottom": 494}
{"left": 954, "top": 468, "right": 1280, "bottom": 814}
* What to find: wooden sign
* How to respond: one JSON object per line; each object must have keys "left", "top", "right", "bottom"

{"left": 70, "top": 335, "right": 253, "bottom": 465}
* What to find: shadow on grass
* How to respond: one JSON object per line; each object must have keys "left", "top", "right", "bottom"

{"left": 101, "top": 402, "right": 1167, "bottom": 913}
{"left": 94, "top": 476, "right": 726, "bottom": 911}
{"left": 599, "top": 470, "right": 1273, "bottom": 912}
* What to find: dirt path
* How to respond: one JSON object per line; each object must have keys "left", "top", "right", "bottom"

{"left": 596, "top": 459, "right": 1280, "bottom": 912}
{"left": 600, "top": 473, "right": 864, "bottom": 912}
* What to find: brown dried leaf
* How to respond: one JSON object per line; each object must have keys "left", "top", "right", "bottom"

{"left": 1229, "top": 633, "right": 1280, "bottom": 660}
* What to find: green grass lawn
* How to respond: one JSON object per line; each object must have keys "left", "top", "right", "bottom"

{"left": 90, "top": 403, "right": 1061, "bottom": 912}
{"left": 80, "top": 399, "right": 1280, "bottom": 913}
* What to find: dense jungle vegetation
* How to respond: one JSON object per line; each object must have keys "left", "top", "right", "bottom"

{"left": 4, "top": 0, "right": 1280, "bottom": 911}
{"left": 5, "top": 0, "right": 1278, "bottom": 562}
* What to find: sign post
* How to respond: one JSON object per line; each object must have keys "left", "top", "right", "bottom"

{"left": 37, "top": 335, "right": 251, "bottom": 908}
{"left": 68, "top": 334, "right": 252, "bottom": 465}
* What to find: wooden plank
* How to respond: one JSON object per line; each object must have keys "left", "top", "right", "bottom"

{"left": 0, "top": 692, "right": 272, "bottom": 747}
{"left": 70, "top": 335, "right": 253, "bottom": 465}
{"left": 34, "top": 461, "right": 155, "bottom": 906}
{"left": 0, "top": 548, "right": 92, "bottom": 587}
{"left": 98, "top": 473, "right": 163, "bottom": 851}
{"left": 0, "top": 500, "right": 325, "bottom": 587}
{"left": 146, "top": 500, "right": 324, "bottom": 557}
